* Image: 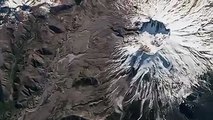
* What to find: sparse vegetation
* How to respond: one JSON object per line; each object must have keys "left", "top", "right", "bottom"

{"left": 0, "top": 17, "right": 40, "bottom": 119}
{"left": 9, "top": 19, "right": 37, "bottom": 100}
{"left": 0, "top": 101, "right": 14, "bottom": 120}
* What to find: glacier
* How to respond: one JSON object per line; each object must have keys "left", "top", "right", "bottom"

{"left": 107, "top": 0, "right": 213, "bottom": 119}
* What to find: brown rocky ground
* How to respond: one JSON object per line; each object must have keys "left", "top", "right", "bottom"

{"left": 0, "top": 0, "right": 135, "bottom": 119}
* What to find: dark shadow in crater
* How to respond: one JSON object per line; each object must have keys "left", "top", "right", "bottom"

{"left": 137, "top": 19, "right": 170, "bottom": 35}
{"left": 111, "top": 19, "right": 170, "bottom": 38}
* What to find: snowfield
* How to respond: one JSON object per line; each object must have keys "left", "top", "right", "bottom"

{"left": 108, "top": 0, "right": 213, "bottom": 119}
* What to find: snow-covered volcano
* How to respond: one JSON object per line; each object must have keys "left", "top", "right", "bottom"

{"left": 0, "top": 0, "right": 212, "bottom": 119}
{"left": 108, "top": 0, "right": 213, "bottom": 119}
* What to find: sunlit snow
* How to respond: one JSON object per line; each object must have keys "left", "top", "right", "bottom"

{"left": 5, "top": 0, "right": 59, "bottom": 8}
{"left": 108, "top": 0, "right": 213, "bottom": 119}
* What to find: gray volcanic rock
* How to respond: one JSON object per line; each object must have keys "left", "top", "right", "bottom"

{"left": 0, "top": 0, "right": 126, "bottom": 120}
{"left": 0, "top": 49, "right": 3, "bottom": 67}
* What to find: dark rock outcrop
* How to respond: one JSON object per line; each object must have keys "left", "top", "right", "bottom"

{"left": 75, "top": 0, "right": 83, "bottom": 5}
{"left": 50, "top": 5, "right": 73, "bottom": 14}
{"left": 36, "top": 48, "right": 53, "bottom": 55}
{"left": 61, "top": 115, "right": 88, "bottom": 120}
{"left": 72, "top": 77, "right": 98, "bottom": 87}
{"left": 48, "top": 25, "right": 64, "bottom": 33}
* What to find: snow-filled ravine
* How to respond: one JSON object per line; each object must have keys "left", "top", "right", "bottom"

{"left": 108, "top": 0, "right": 213, "bottom": 119}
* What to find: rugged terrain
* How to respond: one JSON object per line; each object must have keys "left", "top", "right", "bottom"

{"left": 0, "top": 0, "right": 213, "bottom": 120}
{"left": 0, "top": 0, "right": 129, "bottom": 119}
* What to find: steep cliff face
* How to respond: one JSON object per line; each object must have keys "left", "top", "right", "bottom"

{"left": 0, "top": 0, "right": 213, "bottom": 120}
